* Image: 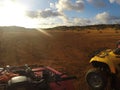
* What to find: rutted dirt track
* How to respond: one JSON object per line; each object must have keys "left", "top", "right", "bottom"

{"left": 0, "top": 27, "right": 120, "bottom": 90}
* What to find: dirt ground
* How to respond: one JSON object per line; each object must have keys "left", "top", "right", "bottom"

{"left": 0, "top": 27, "right": 120, "bottom": 90}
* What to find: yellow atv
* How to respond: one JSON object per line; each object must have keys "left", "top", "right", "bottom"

{"left": 86, "top": 48, "right": 120, "bottom": 90}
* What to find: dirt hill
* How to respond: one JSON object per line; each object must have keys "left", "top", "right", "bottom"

{"left": 0, "top": 26, "right": 120, "bottom": 90}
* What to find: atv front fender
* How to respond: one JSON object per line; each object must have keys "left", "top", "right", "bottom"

{"left": 90, "top": 56, "right": 116, "bottom": 74}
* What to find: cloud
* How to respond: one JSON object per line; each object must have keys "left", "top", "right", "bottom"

{"left": 95, "top": 12, "right": 110, "bottom": 23}
{"left": 26, "top": 0, "right": 85, "bottom": 28}
{"left": 56, "top": 0, "right": 84, "bottom": 12}
{"left": 27, "top": 9, "right": 62, "bottom": 18}
{"left": 87, "top": 0, "right": 106, "bottom": 7}
{"left": 57, "top": 17, "right": 92, "bottom": 26}
{"left": 109, "top": 0, "right": 120, "bottom": 4}
{"left": 50, "top": 3, "right": 55, "bottom": 9}
{"left": 95, "top": 12, "right": 120, "bottom": 24}
{"left": 39, "top": 9, "right": 62, "bottom": 18}
{"left": 73, "top": 18, "right": 91, "bottom": 26}
{"left": 26, "top": 0, "right": 120, "bottom": 28}
{"left": 55, "top": 0, "right": 85, "bottom": 24}
{"left": 26, "top": 11, "right": 38, "bottom": 18}
{"left": 37, "top": 17, "right": 65, "bottom": 28}
{"left": 63, "top": 12, "right": 120, "bottom": 26}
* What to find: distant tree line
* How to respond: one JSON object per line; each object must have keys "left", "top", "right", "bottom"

{"left": 44, "top": 24, "right": 120, "bottom": 31}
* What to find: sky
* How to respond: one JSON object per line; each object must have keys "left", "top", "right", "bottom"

{"left": 0, "top": 0, "right": 120, "bottom": 28}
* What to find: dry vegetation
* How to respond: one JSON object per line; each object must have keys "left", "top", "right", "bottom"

{"left": 0, "top": 25, "right": 120, "bottom": 90}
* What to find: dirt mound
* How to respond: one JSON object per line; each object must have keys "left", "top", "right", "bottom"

{"left": 0, "top": 27, "right": 120, "bottom": 90}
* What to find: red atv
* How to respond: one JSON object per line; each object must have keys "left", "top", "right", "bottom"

{"left": 0, "top": 64, "right": 76, "bottom": 90}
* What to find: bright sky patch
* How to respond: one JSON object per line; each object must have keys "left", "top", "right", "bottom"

{"left": 0, "top": 0, "right": 120, "bottom": 28}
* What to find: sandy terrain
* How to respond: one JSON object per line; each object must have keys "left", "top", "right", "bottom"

{"left": 0, "top": 26, "right": 120, "bottom": 90}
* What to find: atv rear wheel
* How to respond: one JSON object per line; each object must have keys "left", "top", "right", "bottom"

{"left": 86, "top": 68, "right": 108, "bottom": 90}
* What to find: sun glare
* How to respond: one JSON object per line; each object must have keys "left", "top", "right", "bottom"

{"left": 0, "top": 0, "right": 36, "bottom": 28}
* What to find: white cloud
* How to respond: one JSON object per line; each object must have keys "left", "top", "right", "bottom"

{"left": 95, "top": 12, "right": 120, "bottom": 24}
{"left": 50, "top": 3, "right": 55, "bottom": 9}
{"left": 95, "top": 12, "right": 110, "bottom": 23}
{"left": 26, "top": 11, "right": 120, "bottom": 28}
{"left": 37, "top": 17, "right": 65, "bottom": 28}
{"left": 55, "top": 0, "right": 85, "bottom": 24}
{"left": 109, "top": 0, "right": 120, "bottom": 4}
{"left": 24, "top": 1, "right": 120, "bottom": 28}
{"left": 57, "top": 17, "right": 92, "bottom": 26}
{"left": 73, "top": 18, "right": 91, "bottom": 26}
{"left": 63, "top": 12, "right": 120, "bottom": 26}
{"left": 87, "top": 0, "right": 106, "bottom": 7}
{"left": 56, "top": 0, "right": 84, "bottom": 12}
{"left": 27, "top": 11, "right": 120, "bottom": 28}
{"left": 109, "top": 0, "right": 115, "bottom": 3}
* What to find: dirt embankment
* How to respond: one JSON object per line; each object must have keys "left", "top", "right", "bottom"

{"left": 0, "top": 27, "right": 120, "bottom": 90}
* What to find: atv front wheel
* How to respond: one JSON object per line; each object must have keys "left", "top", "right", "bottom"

{"left": 86, "top": 68, "right": 108, "bottom": 90}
